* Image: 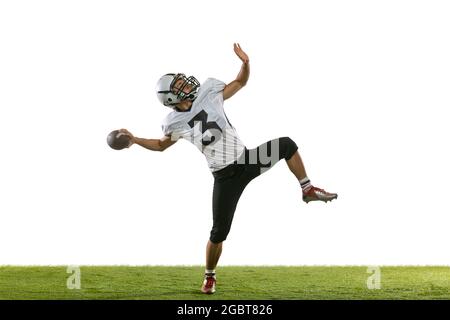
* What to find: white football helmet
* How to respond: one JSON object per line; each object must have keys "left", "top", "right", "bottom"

{"left": 155, "top": 73, "right": 200, "bottom": 108}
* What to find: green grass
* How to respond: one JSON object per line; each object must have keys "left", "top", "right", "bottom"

{"left": 0, "top": 266, "right": 449, "bottom": 300}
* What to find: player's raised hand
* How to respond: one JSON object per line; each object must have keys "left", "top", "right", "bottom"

{"left": 233, "top": 43, "right": 249, "bottom": 64}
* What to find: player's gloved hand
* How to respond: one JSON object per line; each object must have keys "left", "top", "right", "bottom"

{"left": 119, "top": 128, "right": 135, "bottom": 148}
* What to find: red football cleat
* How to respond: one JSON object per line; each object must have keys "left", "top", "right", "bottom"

{"left": 303, "top": 186, "right": 338, "bottom": 203}
{"left": 201, "top": 276, "right": 216, "bottom": 294}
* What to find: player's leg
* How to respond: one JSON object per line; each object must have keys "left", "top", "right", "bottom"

{"left": 202, "top": 166, "right": 247, "bottom": 294}
{"left": 242, "top": 136, "right": 299, "bottom": 179}
{"left": 244, "top": 137, "right": 337, "bottom": 203}
{"left": 286, "top": 149, "right": 307, "bottom": 180}
{"left": 205, "top": 240, "right": 222, "bottom": 273}
{"left": 278, "top": 137, "right": 337, "bottom": 203}
{"left": 202, "top": 239, "right": 222, "bottom": 294}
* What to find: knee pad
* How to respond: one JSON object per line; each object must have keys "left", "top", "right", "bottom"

{"left": 209, "top": 226, "right": 229, "bottom": 244}
{"left": 279, "top": 136, "right": 298, "bottom": 160}
{"left": 209, "top": 231, "right": 228, "bottom": 244}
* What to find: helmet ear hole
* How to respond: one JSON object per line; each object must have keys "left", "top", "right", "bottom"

{"left": 168, "top": 98, "right": 172, "bottom": 102}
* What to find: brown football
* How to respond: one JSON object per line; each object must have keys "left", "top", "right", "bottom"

{"left": 107, "top": 130, "right": 131, "bottom": 150}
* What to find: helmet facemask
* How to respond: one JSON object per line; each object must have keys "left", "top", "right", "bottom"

{"left": 170, "top": 73, "right": 200, "bottom": 102}
{"left": 156, "top": 73, "right": 200, "bottom": 108}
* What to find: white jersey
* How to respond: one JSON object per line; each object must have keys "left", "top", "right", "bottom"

{"left": 162, "top": 78, "right": 246, "bottom": 172}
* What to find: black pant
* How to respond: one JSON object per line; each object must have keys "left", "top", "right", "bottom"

{"left": 210, "top": 137, "right": 298, "bottom": 243}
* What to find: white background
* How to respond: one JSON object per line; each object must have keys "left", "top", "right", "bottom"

{"left": 1, "top": 0, "right": 449, "bottom": 266}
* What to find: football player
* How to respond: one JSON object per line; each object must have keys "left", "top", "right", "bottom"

{"left": 119, "top": 43, "right": 337, "bottom": 294}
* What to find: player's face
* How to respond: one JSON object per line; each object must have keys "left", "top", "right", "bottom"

{"left": 172, "top": 79, "right": 192, "bottom": 95}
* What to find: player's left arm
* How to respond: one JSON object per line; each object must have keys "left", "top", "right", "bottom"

{"left": 223, "top": 43, "right": 250, "bottom": 100}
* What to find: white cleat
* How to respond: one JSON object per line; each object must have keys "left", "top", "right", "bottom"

{"left": 201, "top": 276, "right": 216, "bottom": 294}
{"left": 303, "top": 186, "right": 338, "bottom": 203}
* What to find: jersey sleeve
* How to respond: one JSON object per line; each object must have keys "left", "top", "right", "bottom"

{"left": 161, "top": 116, "right": 183, "bottom": 141}
{"left": 205, "top": 78, "right": 226, "bottom": 93}
{"left": 161, "top": 122, "right": 171, "bottom": 136}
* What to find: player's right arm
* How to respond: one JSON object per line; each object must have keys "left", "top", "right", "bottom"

{"left": 133, "top": 135, "right": 177, "bottom": 151}
{"left": 119, "top": 129, "right": 177, "bottom": 152}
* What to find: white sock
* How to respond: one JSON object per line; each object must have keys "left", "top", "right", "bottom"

{"left": 205, "top": 269, "right": 216, "bottom": 277}
{"left": 299, "top": 177, "right": 312, "bottom": 193}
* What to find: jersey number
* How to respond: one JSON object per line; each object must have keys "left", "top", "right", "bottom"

{"left": 188, "top": 110, "right": 222, "bottom": 146}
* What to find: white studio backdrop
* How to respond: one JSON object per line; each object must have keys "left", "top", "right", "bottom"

{"left": 0, "top": 0, "right": 449, "bottom": 266}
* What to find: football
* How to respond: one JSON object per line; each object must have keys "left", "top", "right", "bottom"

{"left": 107, "top": 130, "right": 131, "bottom": 150}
